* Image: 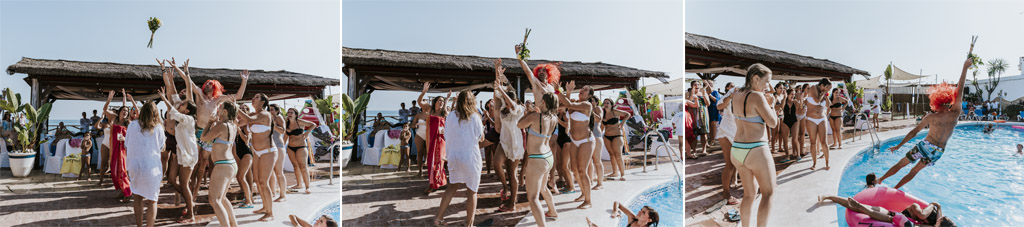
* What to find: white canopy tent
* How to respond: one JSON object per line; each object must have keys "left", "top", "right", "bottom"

{"left": 644, "top": 77, "right": 686, "bottom": 96}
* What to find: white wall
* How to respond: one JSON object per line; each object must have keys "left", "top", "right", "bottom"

{"left": 974, "top": 74, "right": 1024, "bottom": 102}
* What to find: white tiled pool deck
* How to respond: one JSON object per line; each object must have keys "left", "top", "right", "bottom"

{"left": 516, "top": 160, "right": 682, "bottom": 226}
{"left": 759, "top": 126, "right": 915, "bottom": 226}
{"left": 207, "top": 179, "right": 340, "bottom": 226}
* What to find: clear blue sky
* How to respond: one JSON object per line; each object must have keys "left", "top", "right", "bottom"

{"left": 342, "top": 0, "right": 684, "bottom": 111}
{"left": 1, "top": 0, "right": 340, "bottom": 120}
{"left": 687, "top": 0, "right": 1024, "bottom": 91}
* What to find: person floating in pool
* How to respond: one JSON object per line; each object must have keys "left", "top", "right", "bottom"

{"left": 983, "top": 124, "right": 995, "bottom": 134}
{"left": 816, "top": 195, "right": 955, "bottom": 227}
{"left": 1016, "top": 144, "right": 1022, "bottom": 155}
{"left": 875, "top": 56, "right": 974, "bottom": 189}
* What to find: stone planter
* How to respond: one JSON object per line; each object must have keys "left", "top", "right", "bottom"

{"left": 8, "top": 150, "right": 36, "bottom": 177}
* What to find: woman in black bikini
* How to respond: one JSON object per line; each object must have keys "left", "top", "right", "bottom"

{"left": 285, "top": 108, "right": 316, "bottom": 194}
{"left": 828, "top": 88, "right": 848, "bottom": 149}
{"left": 780, "top": 88, "right": 798, "bottom": 163}
{"left": 553, "top": 108, "right": 575, "bottom": 194}
{"left": 602, "top": 98, "right": 631, "bottom": 181}
{"left": 233, "top": 107, "right": 255, "bottom": 210}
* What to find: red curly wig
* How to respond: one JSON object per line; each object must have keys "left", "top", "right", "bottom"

{"left": 927, "top": 82, "right": 958, "bottom": 112}
{"left": 532, "top": 63, "right": 561, "bottom": 86}
{"left": 202, "top": 80, "right": 226, "bottom": 99}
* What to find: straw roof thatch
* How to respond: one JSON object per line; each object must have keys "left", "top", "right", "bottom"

{"left": 686, "top": 33, "right": 869, "bottom": 76}
{"left": 7, "top": 57, "right": 338, "bottom": 87}
{"left": 343, "top": 47, "right": 668, "bottom": 79}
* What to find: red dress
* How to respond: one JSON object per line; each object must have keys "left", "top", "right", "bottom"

{"left": 109, "top": 124, "right": 131, "bottom": 197}
{"left": 427, "top": 115, "right": 447, "bottom": 190}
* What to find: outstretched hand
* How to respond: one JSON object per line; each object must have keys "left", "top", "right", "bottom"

{"left": 887, "top": 145, "right": 900, "bottom": 153}
{"left": 514, "top": 45, "right": 523, "bottom": 56}
{"left": 157, "top": 87, "right": 166, "bottom": 98}
{"left": 423, "top": 82, "right": 431, "bottom": 93}
{"left": 107, "top": 90, "right": 115, "bottom": 101}
{"left": 240, "top": 69, "right": 250, "bottom": 80}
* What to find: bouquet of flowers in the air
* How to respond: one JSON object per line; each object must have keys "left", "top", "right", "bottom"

{"left": 147, "top": 17, "right": 161, "bottom": 48}
{"left": 517, "top": 28, "right": 531, "bottom": 60}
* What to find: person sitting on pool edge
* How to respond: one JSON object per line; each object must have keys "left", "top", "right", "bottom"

{"left": 585, "top": 201, "right": 660, "bottom": 227}
{"left": 875, "top": 56, "right": 973, "bottom": 189}
{"left": 816, "top": 195, "right": 956, "bottom": 227}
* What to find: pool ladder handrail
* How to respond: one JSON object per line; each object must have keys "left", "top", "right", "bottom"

{"left": 852, "top": 112, "right": 881, "bottom": 151}
{"left": 640, "top": 125, "right": 684, "bottom": 197}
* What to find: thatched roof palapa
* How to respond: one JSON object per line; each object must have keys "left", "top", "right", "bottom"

{"left": 343, "top": 47, "right": 667, "bottom": 93}
{"left": 686, "top": 33, "right": 869, "bottom": 82}
{"left": 7, "top": 57, "right": 338, "bottom": 101}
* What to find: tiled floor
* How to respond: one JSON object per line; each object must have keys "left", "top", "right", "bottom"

{"left": 1, "top": 160, "right": 339, "bottom": 227}
{"left": 342, "top": 140, "right": 683, "bottom": 226}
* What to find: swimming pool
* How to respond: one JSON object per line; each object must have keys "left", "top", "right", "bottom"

{"left": 837, "top": 122, "right": 1024, "bottom": 226}
{"left": 617, "top": 179, "right": 683, "bottom": 227}
{"left": 307, "top": 199, "right": 341, "bottom": 224}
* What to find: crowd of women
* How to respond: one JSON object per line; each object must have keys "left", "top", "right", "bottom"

{"left": 400, "top": 45, "right": 657, "bottom": 227}
{"left": 75, "top": 58, "right": 321, "bottom": 227}
{"left": 679, "top": 64, "right": 852, "bottom": 226}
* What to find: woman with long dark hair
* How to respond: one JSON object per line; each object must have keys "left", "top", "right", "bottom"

{"left": 233, "top": 104, "right": 255, "bottom": 210}
{"left": 99, "top": 90, "right": 132, "bottom": 202}
{"left": 204, "top": 101, "right": 239, "bottom": 227}
{"left": 417, "top": 82, "right": 452, "bottom": 193}
{"left": 558, "top": 81, "right": 596, "bottom": 209}
{"left": 157, "top": 86, "right": 199, "bottom": 223}
{"left": 237, "top": 93, "right": 279, "bottom": 222}
{"left": 285, "top": 107, "right": 315, "bottom": 194}
{"left": 805, "top": 79, "right": 832, "bottom": 170}
{"left": 602, "top": 98, "right": 631, "bottom": 181}
{"left": 828, "top": 88, "right": 849, "bottom": 149}
{"left": 730, "top": 63, "right": 779, "bottom": 227}
{"left": 268, "top": 104, "right": 289, "bottom": 202}
{"left": 434, "top": 90, "right": 484, "bottom": 226}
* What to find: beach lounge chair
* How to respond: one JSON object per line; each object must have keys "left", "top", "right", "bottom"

{"left": 1019, "top": 111, "right": 1024, "bottom": 121}
{"left": 973, "top": 109, "right": 984, "bottom": 121}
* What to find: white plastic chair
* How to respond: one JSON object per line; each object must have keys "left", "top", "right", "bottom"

{"left": 361, "top": 130, "right": 387, "bottom": 166}
{"left": 44, "top": 139, "right": 69, "bottom": 174}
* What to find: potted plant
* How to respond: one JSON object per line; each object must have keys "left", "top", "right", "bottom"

{"left": 0, "top": 88, "right": 53, "bottom": 177}
{"left": 341, "top": 93, "right": 370, "bottom": 168}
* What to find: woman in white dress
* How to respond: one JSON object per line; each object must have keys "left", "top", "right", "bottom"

{"left": 434, "top": 90, "right": 484, "bottom": 226}
{"left": 125, "top": 101, "right": 166, "bottom": 227}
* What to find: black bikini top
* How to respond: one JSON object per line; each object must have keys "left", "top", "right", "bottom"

{"left": 603, "top": 117, "right": 620, "bottom": 125}
{"left": 286, "top": 121, "right": 304, "bottom": 136}
{"left": 830, "top": 102, "right": 844, "bottom": 108}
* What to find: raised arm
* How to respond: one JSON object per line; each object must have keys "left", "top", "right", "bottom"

{"left": 953, "top": 57, "right": 973, "bottom": 111}
{"left": 157, "top": 59, "right": 179, "bottom": 97}
{"left": 157, "top": 87, "right": 173, "bottom": 111}
{"left": 173, "top": 61, "right": 206, "bottom": 104}
{"left": 418, "top": 82, "right": 431, "bottom": 111}
{"left": 612, "top": 201, "right": 637, "bottom": 221}
{"left": 515, "top": 45, "right": 551, "bottom": 100}
{"left": 226, "top": 70, "right": 250, "bottom": 100}
{"left": 125, "top": 91, "right": 138, "bottom": 112}
{"left": 102, "top": 90, "right": 117, "bottom": 119}
{"left": 494, "top": 82, "right": 519, "bottom": 113}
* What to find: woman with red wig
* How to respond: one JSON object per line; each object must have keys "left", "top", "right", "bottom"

{"left": 876, "top": 56, "right": 974, "bottom": 189}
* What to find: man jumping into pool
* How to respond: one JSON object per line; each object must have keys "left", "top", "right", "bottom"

{"left": 875, "top": 54, "right": 974, "bottom": 189}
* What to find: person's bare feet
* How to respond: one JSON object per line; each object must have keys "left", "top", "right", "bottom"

{"left": 257, "top": 214, "right": 274, "bottom": 222}
{"left": 577, "top": 202, "right": 592, "bottom": 209}
{"left": 254, "top": 208, "right": 265, "bottom": 214}
{"left": 574, "top": 195, "right": 585, "bottom": 202}
{"left": 727, "top": 197, "right": 739, "bottom": 205}
{"left": 288, "top": 215, "right": 299, "bottom": 226}
{"left": 824, "top": 166, "right": 831, "bottom": 171}
{"left": 592, "top": 185, "right": 603, "bottom": 190}
{"left": 275, "top": 196, "right": 287, "bottom": 202}
{"left": 305, "top": 189, "right": 311, "bottom": 194}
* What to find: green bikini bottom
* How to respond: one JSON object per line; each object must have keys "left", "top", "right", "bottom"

{"left": 527, "top": 152, "right": 553, "bottom": 167}
{"left": 731, "top": 141, "right": 767, "bottom": 164}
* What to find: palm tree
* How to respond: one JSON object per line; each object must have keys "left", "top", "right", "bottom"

{"left": 984, "top": 58, "right": 1008, "bottom": 102}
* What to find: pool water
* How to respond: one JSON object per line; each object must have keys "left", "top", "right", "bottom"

{"left": 837, "top": 123, "right": 1024, "bottom": 226}
{"left": 618, "top": 179, "right": 683, "bottom": 227}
